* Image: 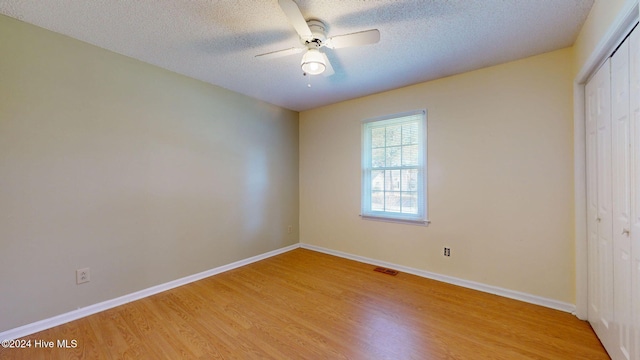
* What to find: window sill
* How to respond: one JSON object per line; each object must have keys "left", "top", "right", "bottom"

{"left": 359, "top": 214, "right": 430, "bottom": 226}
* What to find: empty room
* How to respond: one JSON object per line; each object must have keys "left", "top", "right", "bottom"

{"left": 0, "top": 0, "right": 638, "bottom": 359}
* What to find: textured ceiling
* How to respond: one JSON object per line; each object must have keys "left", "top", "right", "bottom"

{"left": 1, "top": 0, "right": 594, "bottom": 111}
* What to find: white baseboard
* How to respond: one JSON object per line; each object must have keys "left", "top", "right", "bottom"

{"left": 300, "top": 243, "right": 576, "bottom": 314}
{"left": 0, "top": 244, "right": 300, "bottom": 341}
{"left": 2, "top": 242, "right": 577, "bottom": 340}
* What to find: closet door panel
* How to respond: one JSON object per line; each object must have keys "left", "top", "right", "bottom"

{"left": 586, "top": 65, "right": 600, "bottom": 326}
{"left": 629, "top": 26, "right": 640, "bottom": 360}
{"left": 586, "top": 24, "right": 640, "bottom": 360}
{"left": 611, "top": 38, "right": 632, "bottom": 360}
{"left": 586, "top": 59, "right": 614, "bottom": 348}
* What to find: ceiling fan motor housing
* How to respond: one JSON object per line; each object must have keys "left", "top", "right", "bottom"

{"left": 305, "top": 19, "right": 326, "bottom": 48}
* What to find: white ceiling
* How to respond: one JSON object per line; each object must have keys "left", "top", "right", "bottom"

{"left": 1, "top": 0, "right": 594, "bottom": 112}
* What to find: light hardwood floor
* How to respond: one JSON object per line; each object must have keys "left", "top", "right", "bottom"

{"left": 1, "top": 248, "right": 609, "bottom": 359}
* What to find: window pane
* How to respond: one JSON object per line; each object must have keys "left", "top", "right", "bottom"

{"left": 372, "top": 191, "right": 384, "bottom": 211}
{"left": 386, "top": 146, "right": 401, "bottom": 167}
{"left": 371, "top": 170, "right": 384, "bottom": 191}
{"left": 402, "top": 122, "right": 418, "bottom": 145}
{"left": 385, "top": 192, "right": 401, "bottom": 212}
{"left": 385, "top": 170, "right": 401, "bottom": 191}
{"left": 371, "top": 127, "right": 385, "bottom": 148}
{"left": 401, "top": 192, "right": 418, "bottom": 214}
{"left": 386, "top": 125, "right": 401, "bottom": 146}
{"left": 372, "top": 148, "right": 385, "bottom": 168}
{"left": 361, "top": 110, "right": 427, "bottom": 223}
{"left": 401, "top": 169, "right": 418, "bottom": 191}
{"left": 401, "top": 144, "right": 418, "bottom": 166}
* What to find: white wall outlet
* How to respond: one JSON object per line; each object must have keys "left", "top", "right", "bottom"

{"left": 76, "top": 267, "right": 90, "bottom": 284}
{"left": 444, "top": 248, "right": 451, "bottom": 257}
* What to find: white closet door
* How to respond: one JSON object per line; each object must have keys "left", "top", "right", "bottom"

{"left": 586, "top": 59, "right": 614, "bottom": 349}
{"left": 629, "top": 26, "right": 640, "bottom": 360}
{"left": 586, "top": 62, "right": 600, "bottom": 328}
{"left": 611, "top": 37, "right": 632, "bottom": 360}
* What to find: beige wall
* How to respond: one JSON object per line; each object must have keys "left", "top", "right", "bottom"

{"left": 300, "top": 48, "right": 575, "bottom": 303}
{"left": 0, "top": 15, "right": 299, "bottom": 332}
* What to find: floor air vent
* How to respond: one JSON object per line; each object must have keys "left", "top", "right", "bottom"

{"left": 373, "top": 267, "right": 399, "bottom": 276}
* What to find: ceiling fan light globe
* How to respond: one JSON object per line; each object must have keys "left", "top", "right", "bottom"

{"left": 303, "top": 61, "right": 325, "bottom": 75}
{"left": 301, "top": 49, "right": 326, "bottom": 75}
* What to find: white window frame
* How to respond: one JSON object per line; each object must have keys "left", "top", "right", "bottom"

{"left": 361, "top": 110, "right": 429, "bottom": 225}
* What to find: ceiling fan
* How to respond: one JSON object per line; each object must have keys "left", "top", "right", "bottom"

{"left": 256, "top": 0, "right": 380, "bottom": 77}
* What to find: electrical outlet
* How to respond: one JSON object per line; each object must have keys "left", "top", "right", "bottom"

{"left": 76, "top": 268, "right": 90, "bottom": 284}
{"left": 288, "top": 225, "right": 292, "bottom": 234}
{"left": 444, "top": 248, "right": 451, "bottom": 257}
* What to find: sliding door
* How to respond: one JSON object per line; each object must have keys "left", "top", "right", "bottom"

{"left": 586, "top": 58, "right": 614, "bottom": 350}
{"left": 586, "top": 24, "right": 640, "bottom": 360}
{"left": 629, "top": 26, "right": 640, "bottom": 360}
{"left": 611, "top": 36, "right": 632, "bottom": 360}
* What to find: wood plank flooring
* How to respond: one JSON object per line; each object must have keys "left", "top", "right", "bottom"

{"left": 0, "top": 248, "right": 609, "bottom": 359}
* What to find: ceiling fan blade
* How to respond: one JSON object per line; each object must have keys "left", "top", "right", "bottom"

{"left": 255, "top": 46, "right": 305, "bottom": 59}
{"left": 278, "top": 0, "right": 313, "bottom": 40}
{"left": 321, "top": 52, "right": 334, "bottom": 77}
{"left": 325, "top": 29, "right": 380, "bottom": 49}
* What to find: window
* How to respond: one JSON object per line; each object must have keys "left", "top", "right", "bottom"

{"left": 361, "top": 110, "right": 428, "bottom": 224}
